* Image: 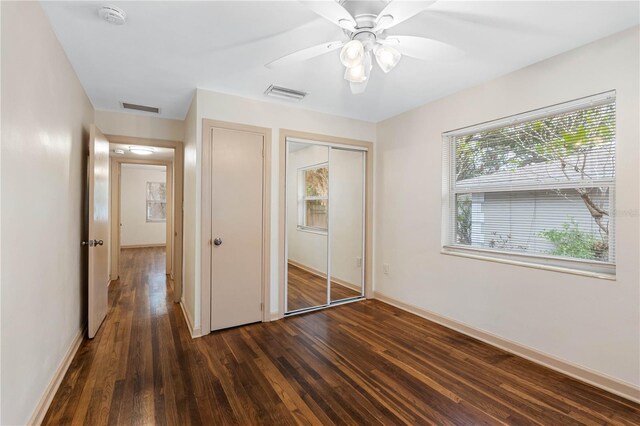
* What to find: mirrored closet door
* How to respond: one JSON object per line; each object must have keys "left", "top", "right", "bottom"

{"left": 285, "top": 139, "right": 366, "bottom": 314}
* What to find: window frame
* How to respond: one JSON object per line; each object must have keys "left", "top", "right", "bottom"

{"left": 441, "top": 91, "right": 616, "bottom": 279}
{"left": 297, "top": 162, "right": 329, "bottom": 234}
{"left": 146, "top": 181, "right": 167, "bottom": 223}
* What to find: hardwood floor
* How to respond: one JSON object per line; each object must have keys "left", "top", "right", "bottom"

{"left": 287, "top": 263, "right": 361, "bottom": 311}
{"left": 44, "top": 247, "right": 640, "bottom": 425}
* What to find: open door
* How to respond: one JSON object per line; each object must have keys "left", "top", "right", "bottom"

{"left": 85, "top": 124, "right": 110, "bottom": 339}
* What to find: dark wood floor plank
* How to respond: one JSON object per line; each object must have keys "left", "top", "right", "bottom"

{"left": 42, "top": 247, "right": 640, "bottom": 425}
{"left": 287, "top": 263, "right": 361, "bottom": 312}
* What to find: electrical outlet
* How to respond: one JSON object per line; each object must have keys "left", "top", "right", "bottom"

{"left": 383, "top": 263, "right": 390, "bottom": 275}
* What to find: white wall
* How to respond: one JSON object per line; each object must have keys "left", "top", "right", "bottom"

{"left": 182, "top": 92, "right": 198, "bottom": 332}
{"left": 375, "top": 27, "right": 640, "bottom": 387}
{"left": 120, "top": 164, "right": 166, "bottom": 247}
{"left": 95, "top": 110, "right": 184, "bottom": 141}
{"left": 181, "top": 89, "right": 376, "bottom": 332}
{"left": 0, "top": 2, "right": 95, "bottom": 424}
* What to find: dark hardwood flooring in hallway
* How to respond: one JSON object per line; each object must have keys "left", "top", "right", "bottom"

{"left": 43, "top": 247, "right": 640, "bottom": 425}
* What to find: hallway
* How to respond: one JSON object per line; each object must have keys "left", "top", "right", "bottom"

{"left": 42, "top": 248, "right": 640, "bottom": 425}
{"left": 42, "top": 247, "right": 185, "bottom": 424}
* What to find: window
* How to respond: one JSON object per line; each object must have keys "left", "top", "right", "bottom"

{"left": 298, "top": 164, "right": 329, "bottom": 232}
{"left": 146, "top": 182, "right": 166, "bottom": 222}
{"left": 443, "top": 92, "right": 616, "bottom": 277}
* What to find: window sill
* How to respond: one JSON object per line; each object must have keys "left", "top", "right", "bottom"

{"left": 297, "top": 226, "right": 327, "bottom": 236}
{"left": 441, "top": 246, "right": 616, "bottom": 281}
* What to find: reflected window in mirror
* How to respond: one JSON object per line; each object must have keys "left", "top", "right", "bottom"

{"left": 298, "top": 164, "right": 328, "bottom": 232}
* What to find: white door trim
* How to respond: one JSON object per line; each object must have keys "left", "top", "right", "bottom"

{"left": 201, "top": 119, "right": 272, "bottom": 335}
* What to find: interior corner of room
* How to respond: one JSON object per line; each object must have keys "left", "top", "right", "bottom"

{"left": 1, "top": 1, "right": 639, "bottom": 425}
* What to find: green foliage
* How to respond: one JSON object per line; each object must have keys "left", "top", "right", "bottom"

{"left": 455, "top": 194, "right": 472, "bottom": 244}
{"left": 540, "top": 218, "right": 604, "bottom": 260}
{"left": 455, "top": 103, "right": 615, "bottom": 181}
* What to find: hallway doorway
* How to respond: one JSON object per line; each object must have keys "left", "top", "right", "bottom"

{"left": 107, "top": 135, "right": 184, "bottom": 302}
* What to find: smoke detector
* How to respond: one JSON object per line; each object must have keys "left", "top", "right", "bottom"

{"left": 98, "top": 6, "right": 126, "bottom": 25}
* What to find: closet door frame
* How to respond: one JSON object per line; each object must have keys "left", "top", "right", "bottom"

{"left": 278, "top": 129, "right": 374, "bottom": 319}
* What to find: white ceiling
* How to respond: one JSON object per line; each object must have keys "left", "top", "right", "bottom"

{"left": 110, "top": 142, "right": 175, "bottom": 160}
{"left": 41, "top": 1, "right": 639, "bottom": 122}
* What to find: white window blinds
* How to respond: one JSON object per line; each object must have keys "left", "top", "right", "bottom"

{"left": 443, "top": 92, "right": 616, "bottom": 276}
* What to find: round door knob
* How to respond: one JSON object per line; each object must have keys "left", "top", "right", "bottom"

{"left": 213, "top": 238, "right": 222, "bottom": 246}
{"left": 95, "top": 239, "right": 104, "bottom": 246}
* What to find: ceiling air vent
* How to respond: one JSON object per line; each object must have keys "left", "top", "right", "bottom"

{"left": 121, "top": 102, "right": 160, "bottom": 114}
{"left": 264, "top": 85, "right": 307, "bottom": 102}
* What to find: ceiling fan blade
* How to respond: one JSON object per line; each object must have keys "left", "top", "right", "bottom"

{"left": 427, "top": 10, "right": 548, "bottom": 35}
{"left": 300, "top": 1, "right": 356, "bottom": 31}
{"left": 375, "top": 1, "right": 438, "bottom": 31}
{"left": 384, "top": 35, "right": 463, "bottom": 62}
{"left": 265, "top": 40, "right": 344, "bottom": 68}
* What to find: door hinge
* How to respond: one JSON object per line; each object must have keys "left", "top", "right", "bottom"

{"left": 260, "top": 302, "right": 263, "bottom": 311}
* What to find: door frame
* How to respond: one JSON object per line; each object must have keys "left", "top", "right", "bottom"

{"left": 278, "top": 129, "right": 374, "bottom": 319}
{"left": 107, "top": 135, "right": 184, "bottom": 302}
{"left": 201, "top": 119, "right": 272, "bottom": 334}
{"left": 110, "top": 159, "right": 173, "bottom": 274}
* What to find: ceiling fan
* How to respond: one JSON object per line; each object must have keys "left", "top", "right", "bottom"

{"left": 265, "top": 0, "right": 461, "bottom": 94}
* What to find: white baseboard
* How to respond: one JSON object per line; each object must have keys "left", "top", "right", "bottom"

{"left": 374, "top": 291, "right": 640, "bottom": 404}
{"left": 28, "top": 326, "right": 86, "bottom": 425}
{"left": 179, "top": 299, "right": 201, "bottom": 338}
{"left": 269, "top": 312, "right": 283, "bottom": 321}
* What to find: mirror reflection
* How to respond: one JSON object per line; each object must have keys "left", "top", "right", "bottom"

{"left": 286, "top": 140, "right": 366, "bottom": 314}
{"left": 286, "top": 142, "right": 329, "bottom": 312}
{"left": 329, "top": 148, "right": 364, "bottom": 303}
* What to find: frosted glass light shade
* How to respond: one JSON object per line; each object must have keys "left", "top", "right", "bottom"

{"left": 340, "top": 40, "right": 364, "bottom": 68}
{"left": 344, "top": 50, "right": 372, "bottom": 83}
{"left": 344, "top": 63, "right": 367, "bottom": 83}
{"left": 375, "top": 45, "right": 401, "bottom": 73}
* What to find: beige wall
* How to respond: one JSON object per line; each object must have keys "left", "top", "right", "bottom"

{"left": 95, "top": 110, "right": 184, "bottom": 141}
{"left": 374, "top": 27, "right": 640, "bottom": 387}
{"left": 182, "top": 89, "right": 376, "bottom": 333}
{"left": 182, "top": 92, "right": 198, "bottom": 333}
{"left": 0, "top": 2, "right": 95, "bottom": 424}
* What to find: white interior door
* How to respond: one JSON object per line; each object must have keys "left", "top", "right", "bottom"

{"left": 87, "top": 124, "right": 110, "bottom": 338}
{"left": 210, "top": 127, "right": 264, "bottom": 331}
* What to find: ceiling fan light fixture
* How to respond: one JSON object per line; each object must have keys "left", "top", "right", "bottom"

{"left": 340, "top": 40, "right": 364, "bottom": 68}
{"left": 375, "top": 45, "right": 402, "bottom": 73}
{"left": 344, "top": 51, "right": 372, "bottom": 83}
{"left": 344, "top": 64, "right": 367, "bottom": 83}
